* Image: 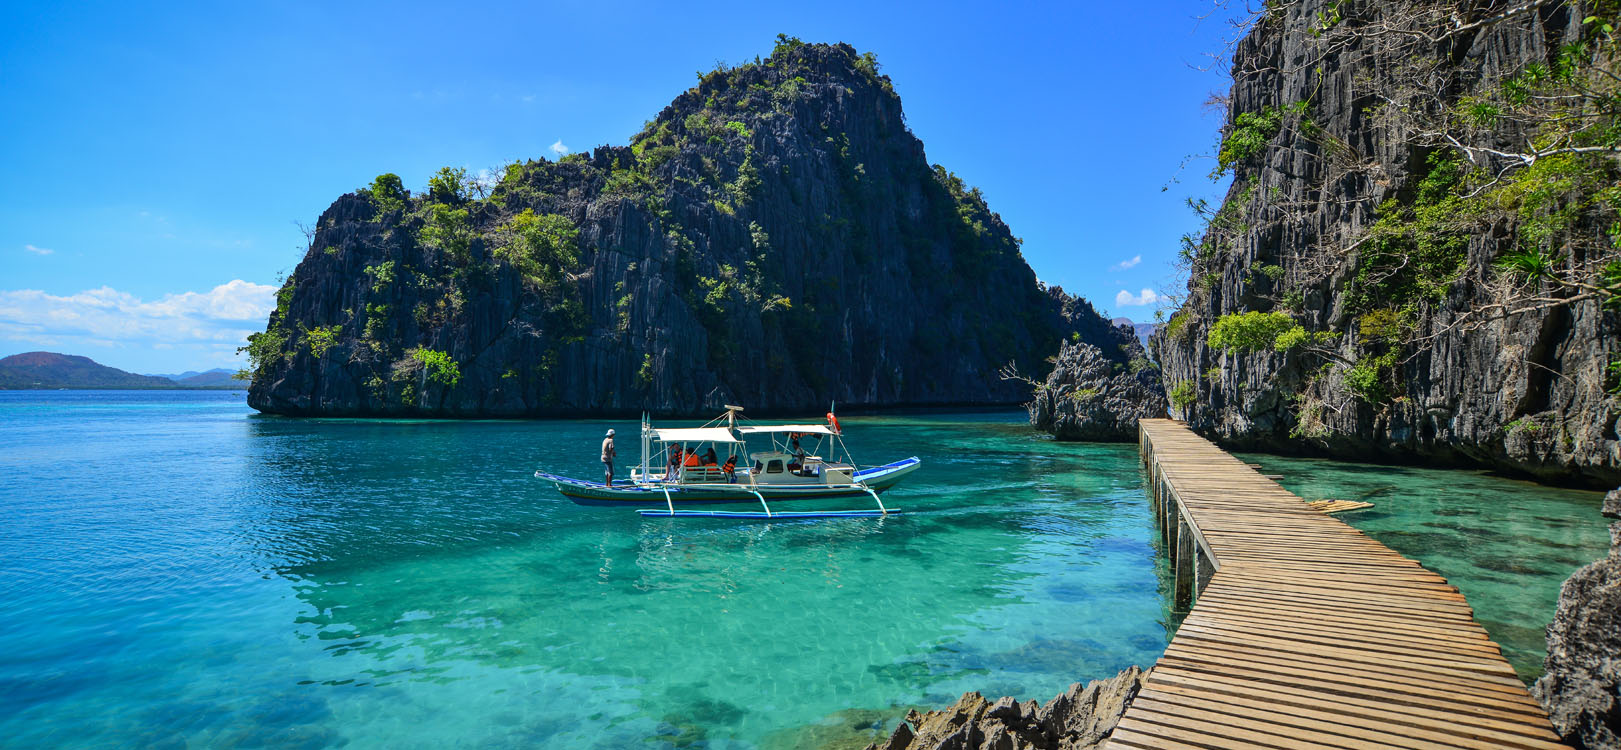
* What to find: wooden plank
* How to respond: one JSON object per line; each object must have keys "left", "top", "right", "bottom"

{"left": 1164, "top": 641, "right": 1544, "bottom": 707}
{"left": 1125, "top": 705, "right": 1363, "bottom": 750}
{"left": 1157, "top": 652, "right": 1552, "bottom": 724}
{"left": 1308, "top": 499, "right": 1376, "bottom": 513}
{"left": 1173, "top": 620, "right": 1520, "bottom": 677}
{"left": 1180, "top": 610, "right": 1504, "bottom": 658}
{"left": 1138, "top": 683, "right": 1566, "bottom": 750}
{"left": 1131, "top": 694, "right": 1486, "bottom": 750}
{"left": 1148, "top": 669, "right": 1565, "bottom": 746}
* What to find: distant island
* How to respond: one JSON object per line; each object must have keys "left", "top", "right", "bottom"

{"left": 0, "top": 352, "right": 246, "bottom": 390}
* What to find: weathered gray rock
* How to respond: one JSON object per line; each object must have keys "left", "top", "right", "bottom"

{"left": 1533, "top": 489, "right": 1621, "bottom": 749}
{"left": 1029, "top": 333, "right": 1165, "bottom": 442}
{"left": 245, "top": 42, "right": 1132, "bottom": 418}
{"left": 1152, "top": 0, "right": 1620, "bottom": 488}
{"left": 865, "top": 666, "right": 1149, "bottom": 750}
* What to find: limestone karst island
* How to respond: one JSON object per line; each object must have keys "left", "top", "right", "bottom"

{"left": 3, "top": 2, "right": 1619, "bottom": 749}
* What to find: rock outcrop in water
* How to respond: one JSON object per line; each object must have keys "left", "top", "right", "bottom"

{"left": 1533, "top": 488, "right": 1621, "bottom": 749}
{"left": 1148, "top": 0, "right": 1621, "bottom": 488}
{"left": 864, "top": 666, "right": 1148, "bottom": 750}
{"left": 243, "top": 39, "right": 1133, "bottom": 417}
{"left": 1028, "top": 333, "right": 1166, "bottom": 442}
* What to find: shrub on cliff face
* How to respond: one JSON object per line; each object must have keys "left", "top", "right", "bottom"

{"left": 1207, "top": 311, "right": 1297, "bottom": 352}
{"left": 1215, "top": 106, "right": 1284, "bottom": 177}
{"left": 1169, "top": 380, "right": 1198, "bottom": 411}
{"left": 421, "top": 204, "right": 473, "bottom": 257}
{"left": 427, "top": 166, "right": 471, "bottom": 204}
{"left": 493, "top": 209, "right": 579, "bottom": 288}
{"left": 364, "top": 173, "right": 407, "bottom": 215}
{"left": 409, "top": 348, "right": 460, "bottom": 387}
{"left": 303, "top": 325, "right": 340, "bottom": 358}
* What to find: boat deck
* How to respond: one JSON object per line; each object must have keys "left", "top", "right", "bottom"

{"left": 1105, "top": 419, "right": 1564, "bottom": 750}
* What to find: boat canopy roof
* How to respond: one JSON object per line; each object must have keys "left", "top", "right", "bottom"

{"left": 652, "top": 427, "right": 742, "bottom": 444}
{"left": 736, "top": 424, "right": 835, "bottom": 435}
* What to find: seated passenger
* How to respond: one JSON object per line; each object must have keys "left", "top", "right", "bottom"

{"left": 702, "top": 448, "right": 718, "bottom": 466}
{"left": 683, "top": 449, "right": 702, "bottom": 467}
{"left": 667, "top": 445, "right": 683, "bottom": 477}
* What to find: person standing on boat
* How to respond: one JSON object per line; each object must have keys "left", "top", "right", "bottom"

{"left": 601, "top": 429, "right": 617, "bottom": 486}
{"left": 666, "top": 444, "right": 683, "bottom": 480}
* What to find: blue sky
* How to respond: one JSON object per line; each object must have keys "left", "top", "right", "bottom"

{"left": 0, "top": 1, "right": 1238, "bottom": 373}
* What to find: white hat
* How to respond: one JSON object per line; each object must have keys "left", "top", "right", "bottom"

{"left": 606, "top": 429, "right": 615, "bottom": 436}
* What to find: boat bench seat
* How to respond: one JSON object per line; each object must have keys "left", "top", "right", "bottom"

{"left": 681, "top": 466, "right": 731, "bottom": 484}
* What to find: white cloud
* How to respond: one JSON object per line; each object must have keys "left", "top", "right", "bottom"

{"left": 1115, "top": 288, "right": 1160, "bottom": 307}
{"left": 0, "top": 280, "right": 277, "bottom": 365}
{"left": 23, "top": 244, "right": 53, "bottom": 255}
{"left": 550, "top": 139, "right": 570, "bottom": 156}
{"left": 1111, "top": 254, "right": 1141, "bottom": 271}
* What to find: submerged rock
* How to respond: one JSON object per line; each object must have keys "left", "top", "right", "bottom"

{"left": 865, "top": 666, "right": 1148, "bottom": 750}
{"left": 1533, "top": 489, "right": 1621, "bottom": 749}
{"left": 1028, "top": 333, "right": 1165, "bottom": 442}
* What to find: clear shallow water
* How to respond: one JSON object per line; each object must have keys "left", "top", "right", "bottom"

{"left": 2, "top": 393, "right": 1606, "bottom": 747}
{"left": 1239, "top": 452, "right": 1611, "bottom": 681}
{"left": 0, "top": 392, "right": 1173, "bottom": 749}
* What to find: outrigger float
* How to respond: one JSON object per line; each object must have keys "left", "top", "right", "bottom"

{"left": 535, "top": 405, "right": 920, "bottom": 519}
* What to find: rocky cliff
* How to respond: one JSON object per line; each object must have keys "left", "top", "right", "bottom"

{"left": 1534, "top": 487, "right": 1621, "bottom": 749}
{"left": 244, "top": 39, "right": 1132, "bottom": 417}
{"left": 1151, "top": 0, "right": 1621, "bottom": 487}
{"left": 1028, "top": 331, "right": 1166, "bottom": 442}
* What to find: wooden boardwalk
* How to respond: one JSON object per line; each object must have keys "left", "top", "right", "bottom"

{"left": 1104, "top": 419, "right": 1565, "bottom": 750}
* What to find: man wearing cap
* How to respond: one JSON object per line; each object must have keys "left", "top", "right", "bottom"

{"left": 601, "top": 429, "right": 617, "bottom": 486}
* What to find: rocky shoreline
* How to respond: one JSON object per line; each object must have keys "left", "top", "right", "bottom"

{"left": 1533, "top": 487, "right": 1621, "bottom": 749}
{"left": 861, "top": 667, "right": 1148, "bottom": 750}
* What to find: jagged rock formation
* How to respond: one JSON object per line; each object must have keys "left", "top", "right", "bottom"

{"left": 244, "top": 40, "right": 1131, "bottom": 417}
{"left": 1152, "top": 0, "right": 1621, "bottom": 488}
{"left": 1533, "top": 488, "right": 1621, "bottom": 749}
{"left": 865, "top": 667, "right": 1148, "bottom": 750}
{"left": 1029, "top": 331, "right": 1166, "bottom": 442}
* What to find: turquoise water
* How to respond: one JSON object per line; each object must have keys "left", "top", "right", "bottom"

{"left": 2, "top": 393, "right": 1606, "bottom": 747}
{"left": 1240, "top": 452, "right": 1611, "bottom": 681}
{"left": 0, "top": 392, "right": 1173, "bottom": 749}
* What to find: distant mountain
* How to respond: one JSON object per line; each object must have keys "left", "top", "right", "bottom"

{"left": 0, "top": 353, "right": 245, "bottom": 390}
{"left": 1111, "top": 318, "right": 1157, "bottom": 349}
{"left": 146, "top": 370, "right": 206, "bottom": 380}
{"left": 173, "top": 369, "right": 246, "bottom": 387}
{"left": 0, "top": 352, "right": 178, "bottom": 389}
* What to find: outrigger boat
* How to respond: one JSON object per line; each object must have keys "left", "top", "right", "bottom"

{"left": 535, "top": 405, "right": 921, "bottom": 518}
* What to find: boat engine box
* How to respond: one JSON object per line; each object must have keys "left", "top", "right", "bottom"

{"left": 821, "top": 464, "right": 854, "bottom": 485}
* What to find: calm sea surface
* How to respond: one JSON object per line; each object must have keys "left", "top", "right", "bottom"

{"left": 0, "top": 392, "right": 1607, "bottom": 748}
